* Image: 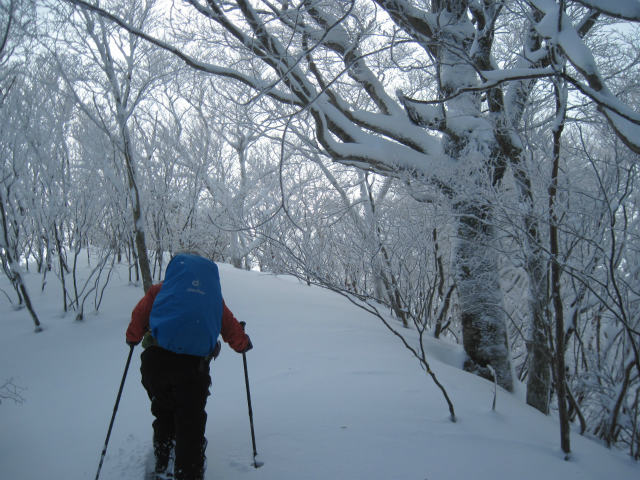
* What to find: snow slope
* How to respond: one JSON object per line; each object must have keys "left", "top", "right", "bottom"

{"left": 1, "top": 261, "right": 637, "bottom": 480}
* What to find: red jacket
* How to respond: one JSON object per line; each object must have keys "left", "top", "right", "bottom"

{"left": 126, "top": 283, "right": 249, "bottom": 353}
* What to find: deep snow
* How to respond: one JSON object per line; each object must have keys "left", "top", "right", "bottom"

{"left": 1, "top": 260, "right": 638, "bottom": 479}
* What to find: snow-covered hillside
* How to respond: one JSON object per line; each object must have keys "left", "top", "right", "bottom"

{"left": 1, "top": 262, "right": 637, "bottom": 479}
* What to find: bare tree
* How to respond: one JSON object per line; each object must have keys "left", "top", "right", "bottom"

{"left": 45, "top": 0, "right": 169, "bottom": 292}
{"left": 0, "top": 0, "right": 42, "bottom": 332}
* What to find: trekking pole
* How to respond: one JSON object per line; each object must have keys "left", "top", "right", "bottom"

{"left": 240, "top": 322, "right": 263, "bottom": 468}
{"left": 95, "top": 343, "right": 135, "bottom": 480}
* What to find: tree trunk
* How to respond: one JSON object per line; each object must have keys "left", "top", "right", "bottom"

{"left": 511, "top": 161, "right": 552, "bottom": 414}
{"left": 53, "top": 222, "right": 68, "bottom": 313}
{"left": 0, "top": 191, "right": 42, "bottom": 332}
{"left": 455, "top": 202, "right": 513, "bottom": 391}
{"left": 133, "top": 220, "right": 152, "bottom": 293}
{"left": 121, "top": 120, "right": 152, "bottom": 293}
{"left": 526, "top": 287, "right": 552, "bottom": 413}
{"left": 429, "top": 2, "right": 513, "bottom": 392}
{"left": 525, "top": 244, "right": 552, "bottom": 414}
{"left": 550, "top": 79, "right": 571, "bottom": 458}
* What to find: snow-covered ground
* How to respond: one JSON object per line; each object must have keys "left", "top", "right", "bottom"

{"left": 1, "top": 261, "right": 638, "bottom": 479}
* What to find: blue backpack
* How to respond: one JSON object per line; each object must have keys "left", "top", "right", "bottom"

{"left": 149, "top": 254, "right": 223, "bottom": 356}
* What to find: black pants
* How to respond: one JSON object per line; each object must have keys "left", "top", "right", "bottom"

{"left": 141, "top": 347, "right": 211, "bottom": 480}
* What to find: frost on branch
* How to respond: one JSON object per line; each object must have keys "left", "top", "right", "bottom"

{"left": 0, "top": 379, "right": 25, "bottom": 405}
{"left": 533, "top": 0, "right": 640, "bottom": 154}
{"left": 396, "top": 90, "right": 444, "bottom": 130}
{"left": 572, "top": 0, "right": 640, "bottom": 22}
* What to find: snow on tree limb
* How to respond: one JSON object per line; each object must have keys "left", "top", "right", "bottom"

{"left": 311, "top": 100, "right": 453, "bottom": 176}
{"left": 601, "top": 110, "right": 640, "bottom": 154}
{"left": 532, "top": 0, "right": 640, "bottom": 153}
{"left": 62, "top": 0, "right": 458, "bottom": 184}
{"left": 571, "top": 0, "right": 640, "bottom": 22}
{"left": 62, "top": 0, "right": 300, "bottom": 106}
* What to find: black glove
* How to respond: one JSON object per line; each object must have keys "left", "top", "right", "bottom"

{"left": 242, "top": 337, "right": 253, "bottom": 353}
{"left": 238, "top": 322, "right": 252, "bottom": 353}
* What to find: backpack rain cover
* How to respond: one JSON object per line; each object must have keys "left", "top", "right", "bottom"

{"left": 150, "top": 254, "right": 223, "bottom": 356}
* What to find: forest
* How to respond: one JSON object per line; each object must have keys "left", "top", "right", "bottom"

{"left": 1, "top": 0, "right": 639, "bottom": 460}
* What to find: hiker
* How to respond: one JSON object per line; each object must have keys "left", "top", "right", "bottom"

{"left": 126, "top": 253, "right": 252, "bottom": 480}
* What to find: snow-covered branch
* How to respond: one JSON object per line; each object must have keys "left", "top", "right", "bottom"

{"left": 62, "top": 0, "right": 300, "bottom": 106}
{"left": 571, "top": 0, "right": 640, "bottom": 22}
